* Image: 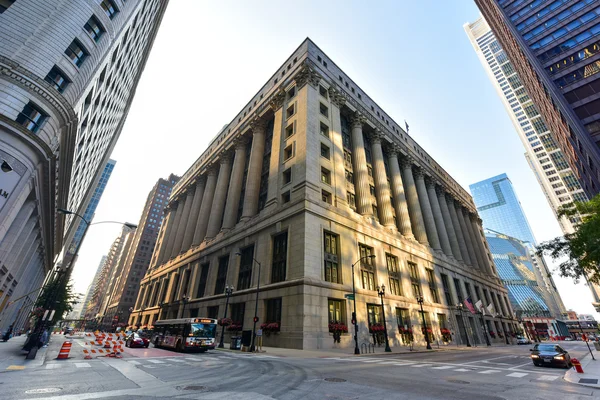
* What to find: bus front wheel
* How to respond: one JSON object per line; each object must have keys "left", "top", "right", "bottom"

{"left": 176, "top": 340, "right": 184, "bottom": 352}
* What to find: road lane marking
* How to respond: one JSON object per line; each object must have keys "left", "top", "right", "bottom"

{"left": 165, "top": 358, "right": 185, "bottom": 363}
{"left": 75, "top": 363, "right": 91, "bottom": 368}
{"left": 507, "top": 372, "right": 528, "bottom": 378}
{"left": 127, "top": 360, "right": 141, "bottom": 365}
{"left": 453, "top": 368, "right": 471, "bottom": 372}
{"left": 478, "top": 370, "right": 500, "bottom": 374}
{"left": 146, "top": 359, "right": 165, "bottom": 364}
{"left": 411, "top": 364, "right": 433, "bottom": 368}
{"left": 394, "top": 363, "right": 410, "bottom": 366}
{"left": 538, "top": 375, "right": 559, "bottom": 381}
{"left": 46, "top": 364, "right": 61, "bottom": 369}
{"left": 361, "top": 360, "right": 383, "bottom": 363}
{"left": 431, "top": 366, "right": 454, "bottom": 370}
{"left": 6, "top": 365, "right": 25, "bottom": 370}
{"left": 510, "top": 362, "right": 534, "bottom": 369}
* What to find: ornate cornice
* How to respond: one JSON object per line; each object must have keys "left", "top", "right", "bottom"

{"left": 328, "top": 85, "right": 346, "bottom": 108}
{"left": 269, "top": 88, "right": 286, "bottom": 111}
{"left": 294, "top": 59, "right": 321, "bottom": 89}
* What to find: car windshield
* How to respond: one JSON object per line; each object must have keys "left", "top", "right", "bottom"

{"left": 536, "top": 344, "right": 559, "bottom": 352}
{"left": 190, "top": 323, "right": 217, "bottom": 338}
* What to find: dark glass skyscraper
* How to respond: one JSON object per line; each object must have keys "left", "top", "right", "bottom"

{"left": 475, "top": 0, "right": 600, "bottom": 198}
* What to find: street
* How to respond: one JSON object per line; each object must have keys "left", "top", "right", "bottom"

{"left": 1, "top": 336, "right": 598, "bottom": 400}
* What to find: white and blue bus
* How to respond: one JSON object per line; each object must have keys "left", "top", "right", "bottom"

{"left": 152, "top": 318, "right": 217, "bottom": 352}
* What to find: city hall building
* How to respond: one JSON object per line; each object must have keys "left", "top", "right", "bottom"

{"left": 131, "top": 39, "right": 516, "bottom": 350}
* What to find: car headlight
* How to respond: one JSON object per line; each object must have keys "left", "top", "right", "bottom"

{"left": 531, "top": 354, "right": 539, "bottom": 358}
{"left": 554, "top": 356, "right": 565, "bottom": 360}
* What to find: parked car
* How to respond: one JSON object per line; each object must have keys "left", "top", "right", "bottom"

{"left": 516, "top": 336, "right": 530, "bottom": 345}
{"left": 63, "top": 328, "right": 73, "bottom": 336}
{"left": 530, "top": 344, "right": 572, "bottom": 368}
{"left": 564, "top": 337, "right": 574, "bottom": 341}
{"left": 126, "top": 333, "right": 149, "bottom": 348}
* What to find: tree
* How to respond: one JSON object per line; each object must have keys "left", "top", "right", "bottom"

{"left": 33, "top": 277, "right": 79, "bottom": 326}
{"left": 537, "top": 194, "right": 600, "bottom": 283}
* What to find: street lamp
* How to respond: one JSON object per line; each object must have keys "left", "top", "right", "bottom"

{"left": 181, "top": 294, "right": 190, "bottom": 318}
{"left": 416, "top": 295, "right": 432, "bottom": 350}
{"left": 376, "top": 284, "right": 391, "bottom": 352}
{"left": 235, "top": 251, "right": 261, "bottom": 352}
{"left": 455, "top": 303, "right": 471, "bottom": 347}
{"left": 218, "top": 285, "right": 234, "bottom": 349}
{"left": 351, "top": 254, "right": 376, "bottom": 355}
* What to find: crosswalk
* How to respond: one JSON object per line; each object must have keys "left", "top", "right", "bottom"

{"left": 321, "top": 357, "right": 561, "bottom": 382}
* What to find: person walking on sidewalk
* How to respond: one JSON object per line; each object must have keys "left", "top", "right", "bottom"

{"left": 39, "top": 329, "right": 49, "bottom": 348}
{"left": 2, "top": 325, "right": 13, "bottom": 342}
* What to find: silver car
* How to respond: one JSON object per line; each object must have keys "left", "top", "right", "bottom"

{"left": 517, "top": 336, "right": 531, "bottom": 345}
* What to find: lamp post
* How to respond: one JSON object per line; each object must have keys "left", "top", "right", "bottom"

{"left": 455, "top": 303, "right": 471, "bottom": 347}
{"left": 416, "top": 295, "right": 432, "bottom": 350}
{"left": 236, "top": 251, "right": 261, "bottom": 352}
{"left": 351, "top": 254, "right": 376, "bottom": 355}
{"left": 218, "top": 285, "right": 234, "bottom": 349}
{"left": 181, "top": 294, "right": 190, "bottom": 318}
{"left": 478, "top": 311, "right": 491, "bottom": 346}
{"left": 376, "top": 284, "right": 391, "bottom": 352}
{"left": 578, "top": 321, "right": 596, "bottom": 360}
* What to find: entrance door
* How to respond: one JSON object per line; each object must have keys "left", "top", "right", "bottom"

{"left": 455, "top": 314, "right": 468, "bottom": 345}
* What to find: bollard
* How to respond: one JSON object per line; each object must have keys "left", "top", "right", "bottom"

{"left": 571, "top": 358, "right": 584, "bottom": 374}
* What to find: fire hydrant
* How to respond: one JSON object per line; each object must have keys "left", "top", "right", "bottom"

{"left": 572, "top": 358, "right": 584, "bottom": 374}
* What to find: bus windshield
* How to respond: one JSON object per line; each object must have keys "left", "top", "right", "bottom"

{"left": 190, "top": 323, "right": 217, "bottom": 338}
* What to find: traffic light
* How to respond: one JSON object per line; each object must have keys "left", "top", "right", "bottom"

{"left": 253, "top": 316, "right": 259, "bottom": 323}
{"left": 351, "top": 312, "right": 356, "bottom": 325}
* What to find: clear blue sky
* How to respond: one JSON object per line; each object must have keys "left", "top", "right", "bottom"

{"left": 71, "top": 1, "right": 598, "bottom": 317}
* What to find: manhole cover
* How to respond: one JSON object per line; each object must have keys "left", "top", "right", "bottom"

{"left": 25, "top": 388, "right": 62, "bottom": 394}
{"left": 324, "top": 378, "right": 347, "bottom": 383}
{"left": 446, "top": 379, "right": 470, "bottom": 385}
{"left": 579, "top": 378, "right": 599, "bottom": 384}
{"left": 177, "top": 385, "right": 208, "bottom": 391}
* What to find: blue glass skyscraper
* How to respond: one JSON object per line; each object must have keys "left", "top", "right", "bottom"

{"left": 469, "top": 173, "right": 537, "bottom": 245}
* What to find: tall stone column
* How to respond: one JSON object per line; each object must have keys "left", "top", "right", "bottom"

{"left": 241, "top": 118, "right": 267, "bottom": 221}
{"left": 170, "top": 188, "right": 194, "bottom": 258}
{"left": 388, "top": 148, "right": 414, "bottom": 239}
{"left": 370, "top": 131, "right": 395, "bottom": 227}
{"left": 400, "top": 158, "right": 427, "bottom": 244}
{"left": 192, "top": 167, "right": 218, "bottom": 246}
{"left": 462, "top": 208, "right": 485, "bottom": 271}
{"left": 455, "top": 201, "right": 478, "bottom": 268}
{"left": 156, "top": 208, "right": 174, "bottom": 266}
{"left": 426, "top": 179, "right": 452, "bottom": 256}
{"left": 222, "top": 140, "right": 247, "bottom": 232}
{"left": 329, "top": 87, "right": 348, "bottom": 208}
{"left": 350, "top": 113, "right": 373, "bottom": 216}
{"left": 447, "top": 194, "right": 470, "bottom": 265}
{"left": 164, "top": 200, "right": 184, "bottom": 261}
{"left": 206, "top": 154, "right": 233, "bottom": 240}
{"left": 471, "top": 215, "right": 492, "bottom": 275}
{"left": 414, "top": 168, "right": 440, "bottom": 250}
{"left": 181, "top": 177, "right": 206, "bottom": 252}
{"left": 437, "top": 187, "right": 462, "bottom": 261}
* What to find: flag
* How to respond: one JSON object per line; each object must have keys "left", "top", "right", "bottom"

{"left": 487, "top": 303, "right": 496, "bottom": 315}
{"left": 475, "top": 300, "right": 484, "bottom": 314}
{"left": 405, "top": 120, "right": 409, "bottom": 133}
{"left": 464, "top": 297, "right": 476, "bottom": 314}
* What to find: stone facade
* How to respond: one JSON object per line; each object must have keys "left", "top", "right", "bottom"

{"left": 131, "top": 39, "right": 517, "bottom": 350}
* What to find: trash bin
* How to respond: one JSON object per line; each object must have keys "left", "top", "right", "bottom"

{"left": 241, "top": 330, "right": 252, "bottom": 347}
{"left": 594, "top": 342, "right": 600, "bottom": 351}
{"left": 230, "top": 336, "right": 242, "bottom": 350}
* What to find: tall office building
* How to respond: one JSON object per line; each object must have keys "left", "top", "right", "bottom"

{"left": 99, "top": 174, "right": 178, "bottom": 330}
{"left": 0, "top": 0, "right": 168, "bottom": 318}
{"left": 131, "top": 39, "right": 515, "bottom": 350}
{"left": 469, "top": 173, "right": 566, "bottom": 317}
{"left": 79, "top": 255, "right": 108, "bottom": 319}
{"left": 474, "top": 0, "right": 600, "bottom": 199}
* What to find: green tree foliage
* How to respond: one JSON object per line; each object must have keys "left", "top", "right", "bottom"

{"left": 537, "top": 195, "right": 600, "bottom": 283}
{"left": 34, "top": 276, "right": 79, "bottom": 324}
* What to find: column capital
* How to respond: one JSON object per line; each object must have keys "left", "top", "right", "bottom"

{"left": 295, "top": 60, "right": 321, "bottom": 88}
{"left": 370, "top": 129, "right": 385, "bottom": 144}
{"left": 328, "top": 85, "right": 346, "bottom": 108}
{"left": 269, "top": 88, "right": 286, "bottom": 111}
{"left": 218, "top": 151, "right": 232, "bottom": 165}
{"left": 250, "top": 116, "right": 267, "bottom": 133}
{"left": 387, "top": 144, "right": 402, "bottom": 157}
{"left": 399, "top": 155, "right": 415, "bottom": 170}
{"left": 435, "top": 184, "right": 447, "bottom": 197}
{"left": 206, "top": 163, "right": 218, "bottom": 176}
{"left": 351, "top": 112, "right": 367, "bottom": 129}
{"left": 234, "top": 137, "right": 248, "bottom": 150}
{"left": 194, "top": 175, "right": 206, "bottom": 186}
{"left": 413, "top": 166, "right": 425, "bottom": 180}
{"left": 424, "top": 175, "right": 436, "bottom": 187}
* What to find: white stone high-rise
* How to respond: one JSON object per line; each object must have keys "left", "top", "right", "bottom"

{"left": 0, "top": 0, "right": 169, "bottom": 317}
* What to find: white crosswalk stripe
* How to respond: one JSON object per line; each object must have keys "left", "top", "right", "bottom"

{"left": 75, "top": 363, "right": 91, "bottom": 368}
{"left": 431, "top": 366, "right": 453, "bottom": 370}
{"left": 127, "top": 360, "right": 141, "bottom": 365}
{"left": 361, "top": 360, "right": 382, "bottom": 363}
{"left": 146, "top": 359, "right": 165, "bottom": 364}
{"left": 507, "top": 372, "right": 528, "bottom": 378}
{"left": 45, "top": 364, "right": 61, "bottom": 369}
{"left": 453, "top": 368, "right": 471, "bottom": 372}
{"left": 411, "top": 364, "right": 433, "bottom": 368}
{"left": 538, "top": 375, "right": 559, "bottom": 381}
{"left": 165, "top": 358, "right": 186, "bottom": 363}
{"left": 478, "top": 370, "right": 501, "bottom": 374}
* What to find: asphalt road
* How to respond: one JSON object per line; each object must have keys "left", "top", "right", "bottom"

{"left": 1, "top": 340, "right": 598, "bottom": 399}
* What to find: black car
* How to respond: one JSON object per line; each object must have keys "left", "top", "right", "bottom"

{"left": 530, "top": 343, "right": 572, "bottom": 368}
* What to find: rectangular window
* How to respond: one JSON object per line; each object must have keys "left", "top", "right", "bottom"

{"left": 16, "top": 102, "right": 47, "bottom": 133}
{"left": 265, "top": 298, "right": 282, "bottom": 324}
{"left": 214, "top": 256, "right": 229, "bottom": 295}
{"left": 286, "top": 104, "right": 295, "bottom": 118}
{"left": 319, "top": 85, "right": 328, "bottom": 98}
{"left": 65, "top": 40, "right": 88, "bottom": 67}
{"left": 196, "top": 263, "right": 209, "bottom": 298}
{"left": 320, "top": 143, "right": 330, "bottom": 159}
{"left": 283, "top": 144, "right": 293, "bottom": 160}
{"left": 359, "top": 244, "right": 375, "bottom": 291}
{"left": 271, "top": 232, "right": 287, "bottom": 283}
{"left": 45, "top": 66, "right": 70, "bottom": 93}
{"left": 426, "top": 269, "right": 440, "bottom": 303}
{"left": 230, "top": 303, "right": 245, "bottom": 328}
{"left": 321, "top": 190, "right": 332, "bottom": 204}
{"left": 207, "top": 305, "right": 219, "bottom": 320}
{"left": 281, "top": 191, "right": 290, "bottom": 203}
{"left": 386, "top": 253, "right": 402, "bottom": 296}
{"left": 237, "top": 246, "right": 254, "bottom": 290}
{"left": 100, "top": 0, "right": 118, "bottom": 19}
{"left": 287, "top": 86, "right": 296, "bottom": 98}
{"left": 438, "top": 313, "right": 448, "bottom": 330}
{"left": 396, "top": 308, "right": 411, "bottom": 330}
{"left": 285, "top": 123, "right": 294, "bottom": 138}
{"left": 283, "top": 168, "right": 291, "bottom": 185}
{"left": 453, "top": 278, "right": 463, "bottom": 304}
{"left": 320, "top": 103, "right": 329, "bottom": 117}
{"left": 347, "top": 192, "right": 355, "bottom": 208}
{"left": 345, "top": 169, "right": 354, "bottom": 184}
{"left": 321, "top": 167, "right": 331, "bottom": 184}
{"left": 324, "top": 232, "right": 340, "bottom": 283}
{"left": 84, "top": 15, "right": 105, "bottom": 41}
{"left": 320, "top": 122, "right": 329, "bottom": 138}
{"left": 328, "top": 299, "right": 346, "bottom": 325}
{"left": 464, "top": 282, "right": 473, "bottom": 301}
{"left": 367, "top": 304, "right": 383, "bottom": 326}
{"left": 408, "top": 262, "right": 421, "bottom": 298}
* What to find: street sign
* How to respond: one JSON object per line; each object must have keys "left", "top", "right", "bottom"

{"left": 344, "top": 294, "right": 354, "bottom": 300}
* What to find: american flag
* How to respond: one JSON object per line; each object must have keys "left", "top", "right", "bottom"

{"left": 464, "top": 297, "right": 476, "bottom": 314}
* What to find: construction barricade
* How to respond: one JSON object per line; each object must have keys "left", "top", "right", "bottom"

{"left": 57, "top": 341, "right": 72, "bottom": 359}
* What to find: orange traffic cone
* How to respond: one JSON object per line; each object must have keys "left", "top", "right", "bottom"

{"left": 57, "top": 341, "right": 72, "bottom": 359}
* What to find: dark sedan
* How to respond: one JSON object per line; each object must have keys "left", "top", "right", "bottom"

{"left": 530, "top": 344, "right": 572, "bottom": 368}
{"left": 125, "top": 333, "right": 149, "bottom": 348}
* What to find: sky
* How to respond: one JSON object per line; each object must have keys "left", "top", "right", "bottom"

{"left": 70, "top": 0, "right": 600, "bottom": 318}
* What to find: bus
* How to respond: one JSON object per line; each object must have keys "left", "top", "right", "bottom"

{"left": 152, "top": 318, "right": 217, "bottom": 352}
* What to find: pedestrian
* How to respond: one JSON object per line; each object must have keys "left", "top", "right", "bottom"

{"left": 256, "top": 328, "right": 263, "bottom": 352}
{"left": 2, "top": 325, "right": 13, "bottom": 342}
{"left": 40, "top": 329, "right": 49, "bottom": 348}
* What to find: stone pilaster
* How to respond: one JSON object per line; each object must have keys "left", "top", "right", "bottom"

{"left": 329, "top": 86, "right": 347, "bottom": 208}
{"left": 222, "top": 140, "right": 248, "bottom": 232}
{"left": 370, "top": 131, "right": 394, "bottom": 227}
{"left": 471, "top": 215, "right": 492, "bottom": 275}
{"left": 462, "top": 207, "right": 485, "bottom": 271}
{"left": 181, "top": 177, "right": 206, "bottom": 252}
{"left": 400, "top": 157, "right": 427, "bottom": 244}
{"left": 192, "top": 167, "right": 218, "bottom": 246}
{"left": 446, "top": 194, "right": 470, "bottom": 264}
{"left": 437, "top": 186, "right": 462, "bottom": 261}
{"left": 350, "top": 113, "right": 372, "bottom": 216}
{"left": 426, "top": 179, "right": 452, "bottom": 256}
{"left": 455, "top": 201, "right": 479, "bottom": 269}
{"left": 241, "top": 118, "right": 267, "bottom": 221}
{"left": 414, "top": 168, "right": 441, "bottom": 251}
{"left": 164, "top": 200, "right": 184, "bottom": 261}
{"left": 388, "top": 148, "right": 414, "bottom": 239}
{"left": 265, "top": 93, "right": 285, "bottom": 210}
{"left": 170, "top": 187, "right": 195, "bottom": 258}
{"left": 206, "top": 153, "right": 233, "bottom": 240}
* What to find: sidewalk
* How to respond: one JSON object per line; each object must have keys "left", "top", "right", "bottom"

{"left": 564, "top": 349, "right": 600, "bottom": 388}
{"left": 0, "top": 334, "right": 53, "bottom": 372}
